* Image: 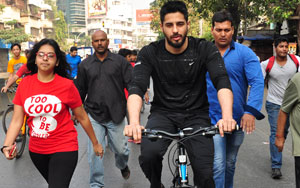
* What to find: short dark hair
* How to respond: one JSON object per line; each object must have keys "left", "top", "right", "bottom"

{"left": 11, "top": 43, "right": 21, "bottom": 50}
{"left": 25, "top": 49, "right": 31, "bottom": 58}
{"left": 70, "top": 46, "right": 77, "bottom": 52}
{"left": 118, "top": 48, "right": 132, "bottom": 57}
{"left": 274, "top": 36, "right": 289, "bottom": 47}
{"left": 27, "top": 38, "right": 71, "bottom": 79}
{"left": 160, "top": 1, "right": 188, "bottom": 23}
{"left": 212, "top": 10, "right": 234, "bottom": 27}
{"left": 131, "top": 49, "right": 138, "bottom": 56}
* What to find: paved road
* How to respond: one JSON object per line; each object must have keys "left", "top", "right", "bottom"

{"left": 0, "top": 95, "right": 296, "bottom": 188}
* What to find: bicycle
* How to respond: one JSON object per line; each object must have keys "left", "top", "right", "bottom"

{"left": 2, "top": 88, "right": 28, "bottom": 159}
{"left": 142, "top": 125, "right": 219, "bottom": 188}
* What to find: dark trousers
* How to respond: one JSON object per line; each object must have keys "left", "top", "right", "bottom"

{"left": 139, "top": 111, "right": 215, "bottom": 188}
{"left": 295, "top": 156, "right": 300, "bottom": 188}
{"left": 29, "top": 151, "right": 78, "bottom": 188}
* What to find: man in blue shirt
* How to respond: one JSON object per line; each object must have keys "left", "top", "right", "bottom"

{"left": 66, "top": 46, "right": 81, "bottom": 79}
{"left": 206, "top": 10, "right": 264, "bottom": 188}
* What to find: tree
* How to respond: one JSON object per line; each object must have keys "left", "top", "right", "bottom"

{"left": 200, "top": 20, "right": 213, "bottom": 41}
{"left": 149, "top": 0, "right": 267, "bottom": 40}
{"left": 263, "top": 0, "right": 300, "bottom": 23}
{"left": 136, "top": 35, "right": 152, "bottom": 49}
{"left": 196, "top": 0, "right": 272, "bottom": 40}
{"left": 150, "top": 0, "right": 200, "bottom": 40}
{"left": 150, "top": 0, "right": 300, "bottom": 41}
{"left": 79, "top": 35, "right": 92, "bottom": 47}
{"left": 262, "top": 1, "right": 300, "bottom": 53}
{"left": 53, "top": 10, "right": 68, "bottom": 50}
{"left": 0, "top": 4, "right": 5, "bottom": 13}
{"left": 45, "top": 0, "right": 68, "bottom": 51}
{"left": 0, "top": 20, "right": 31, "bottom": 44}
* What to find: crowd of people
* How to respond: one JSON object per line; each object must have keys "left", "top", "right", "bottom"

{"left": 1, "top": 1, "right": 300, "bottom": 188}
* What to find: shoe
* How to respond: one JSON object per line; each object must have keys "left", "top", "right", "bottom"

{"left": 271, "top": 168, "right": 282, "bottom": 179}
{"left": 121, "top": 165, "right": 130, "bottom": 180}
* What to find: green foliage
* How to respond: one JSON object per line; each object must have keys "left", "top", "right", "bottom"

{"left": 201, "top": 31, "right": 213, "bottom": 41}
{"left": 79, "top": 35, "right": 92, "bottom": 47}
{"left": 0, "top": 28, "right": 30, "bottom": 44}
{"left": 200, "top": 20, "right": 213, "bottom": 41}
{"left": 263, "top": 0, "right": 300, "bottom": 23}
{"left": 5, "top": 19, "right": 18, "bottom": 26}
{"left": 0, "top": 4, "right": 5, "bottom": 13}
{"left": 196, "top": 0, "right": 262, "bottom": 39}
{"left": 150, "top": 0, "right": 300, "bottom": 40}
{"left": 150, "top": 0, "right": 200, "bottom": 40}
{"left": 0, "top": 17, "right": 30, "bottom": 44}
{"left": 46, "top": 1, "right": 68, "bottom": 51}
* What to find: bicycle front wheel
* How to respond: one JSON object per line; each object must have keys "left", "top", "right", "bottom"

{"left": 2, "top": 105, "right": 14, "bottom": 134}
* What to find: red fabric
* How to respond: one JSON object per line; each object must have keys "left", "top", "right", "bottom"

{"left": 130, "top": 62, "right": 135, "bottom": 67}
{"left": 289, "top": 54, "right": 299, "bottom": 68}
{"left": 266, "top": 54, "right": 299, "bottom": 74}
{"left": 124, "top": 62, "right": 135, "bottom": 99}
{"left": 13, "top": 74, "right": 82, "bottom": 154}
{"left": 16, "top": 64, "right": 30, "bottom": 77}
{"left": 124, "top": 88, "right": 129, "bottom": 99}
{"left": 266, "top": 56, "right": 275, "bottom": 74}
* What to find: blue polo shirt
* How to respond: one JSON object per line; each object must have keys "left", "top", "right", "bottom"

{"left": 66, "top": 54, "right": 81, "bottom": 78}
{"left": 206, "top": 41, "right": 264, "bottom": 125}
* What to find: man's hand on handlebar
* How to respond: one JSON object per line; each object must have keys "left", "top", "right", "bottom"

{"left": 124, "top": 124, "right": 145, "bottom": 142}
{"left": 216, "top": 118, "right": 236, "bottom": 137}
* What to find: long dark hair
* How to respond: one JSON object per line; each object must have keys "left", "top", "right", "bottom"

{"left": 27, "top": 38, "right": 71, "bottom": 79}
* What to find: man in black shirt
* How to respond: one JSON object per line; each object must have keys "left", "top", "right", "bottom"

{"left": 124, "top": 1, "right": 236, "bottom": 188}
{"left": 75, "top": 30, "right": 132, "bottom": 188}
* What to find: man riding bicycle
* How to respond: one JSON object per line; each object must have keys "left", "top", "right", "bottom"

{"left": 124, "top": 1, "right": 236, "bottom": 188}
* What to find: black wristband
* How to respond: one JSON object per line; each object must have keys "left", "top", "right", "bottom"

{"left": 1, "top": 146, "right": 8, "bottom": 153}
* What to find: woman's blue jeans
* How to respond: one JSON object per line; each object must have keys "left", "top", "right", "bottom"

{"left": 213, "top": 129, "right": 245, "bottom": 188}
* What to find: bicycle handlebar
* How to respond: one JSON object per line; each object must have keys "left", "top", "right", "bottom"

{"left": 142, "top": 125, "right": 219, "bottom": 140}
{"left": 6, "top": 88, "right": 15, "bottom": 93}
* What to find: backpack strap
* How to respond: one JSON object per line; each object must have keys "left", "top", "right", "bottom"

{"left": 288, "top": 54, "right": 299, "bottom": 72}
{"left": 264, "top": 56, "right": 275, "bottom": 88}
{"left": 266, "top": 56, "right": 275, "bottom": 74}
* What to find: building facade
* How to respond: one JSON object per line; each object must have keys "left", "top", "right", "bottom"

{"left": 0, "top": 0, "right": 55, "bottom": 71}
{"left": 86, "top": 0, "right": 133, "bottom": 51}
{"left": 57, "top": 0, "right": 86, "bottom": 35}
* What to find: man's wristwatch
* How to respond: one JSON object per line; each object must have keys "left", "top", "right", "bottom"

{"left": 1, "top": 146, "right": 8, "bottom": 153}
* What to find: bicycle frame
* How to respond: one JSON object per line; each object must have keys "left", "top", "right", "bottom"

{"left": 143, "top": 126, "right": 219, "bottom": 188}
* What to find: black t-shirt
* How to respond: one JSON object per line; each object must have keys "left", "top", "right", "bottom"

{"left": 128, "top": 37, "right": 231, "bottom": 117}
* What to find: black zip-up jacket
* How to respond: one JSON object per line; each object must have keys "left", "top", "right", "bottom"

{"left": 128, "top": 37, "right": 231, "bottom": 119}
